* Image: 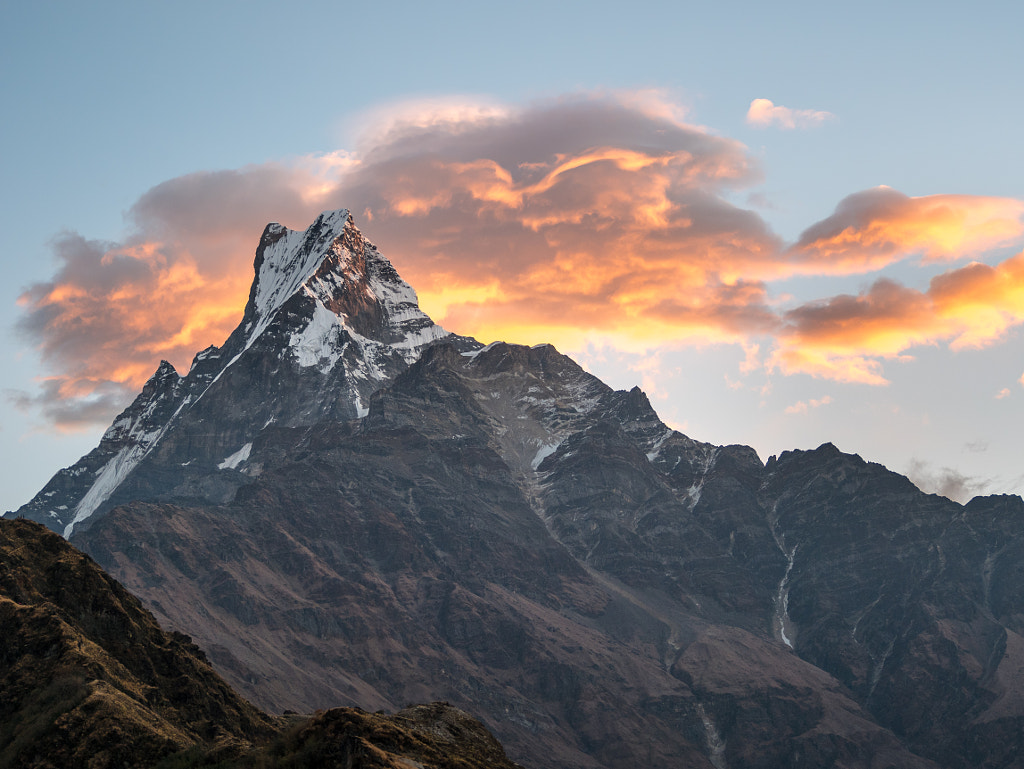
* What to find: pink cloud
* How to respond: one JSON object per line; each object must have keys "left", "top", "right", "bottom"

{"left": 746, "top": 98, "right": 834, "bottom": 130}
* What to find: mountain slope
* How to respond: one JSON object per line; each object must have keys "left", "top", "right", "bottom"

{"left": 74, "top": 340, "right": 944, "bottom": 768}
{"left": 0, "top": 517, "right": 275, "bottom": 768}
{"left": 9, "top": 210, "right": 1024, "bottom": 768}
{"left": 0, "top": 518, "right": 525, "bottom": 769}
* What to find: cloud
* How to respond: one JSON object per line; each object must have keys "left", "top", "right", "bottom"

{"left": 746, "top": 98, "right": 834, "bottom": 130}
{"left": 14, "top": 165, "right": 340, "bottom": 428}
{"left": 7, "top": 378, "right": 130, "bottom": 432}
{"left": 769, "top": 251, "right": 1024, "bottom": 382}
{"left": 784, "top": 395, "right": 832, "bottom": 415}
{"left": 333, "top": 93, "right": 786, "bottom": 350}
{"left": 996, "top": 388, "right": 1011, "bottom": 399}
{"left": 790, "top": 187, "right": 1024, "bottom": 273}
{"left": 906, "top": 459, "right": 990, "bottom": 503}
{"left": 12, "top": 91, "right": 1024, "bottom": 428}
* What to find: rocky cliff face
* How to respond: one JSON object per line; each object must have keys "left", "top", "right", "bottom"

{"left": 9, "top": 211, "right": 1024, "bottom": 768}
{"left": 0, "top": 517, "right": 275, "bottom": 767}
{"left": 0, "top": 518, "right": 523, "bottom": 769}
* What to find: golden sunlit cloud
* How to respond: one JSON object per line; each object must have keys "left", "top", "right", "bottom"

{"left": 790, "top": 187, "right": 1024, "bottom": 272}
{"left": 13, "top": 92, "right": 1024, "bottom": 428}
{"left": 771, "top": 252, "right": 1024, "bottom": 382}
{"left": 746, "top": 98, "right": 834, "bottom": 130}
{"left": 15, "top": 164, "right": 341, "bottom": 427}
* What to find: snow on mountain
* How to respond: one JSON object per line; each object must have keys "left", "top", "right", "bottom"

{"left": 12, "top": 210, "right": 464, "bottom": 536}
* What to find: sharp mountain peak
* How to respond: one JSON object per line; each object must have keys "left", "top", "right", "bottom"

{"left": 10, "top": 209, "right": 470, "bottom": 536}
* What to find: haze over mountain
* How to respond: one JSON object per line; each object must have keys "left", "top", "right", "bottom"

{"left": 8, "top": 212, "right": 1024, "bottom": 768}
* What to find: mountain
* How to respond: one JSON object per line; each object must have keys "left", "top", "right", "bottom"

{"left": 0, "top": 517, "right": 524, "bottom": 769}
{"left": 13, "top": 210, "right": 471, "bottom": 538}
{"left": 9, "top": 210, "right": 1024, "bottom": 768}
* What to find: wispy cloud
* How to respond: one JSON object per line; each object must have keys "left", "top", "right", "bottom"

{"left": 784, "top": 395, "right": 832, "bottom": 415}
{"left": 789, "top": 187, "right": 1024, "bottom": 272}
{"left": 906, "top": 459, "right": 991, "bottom": 503}
{"left": 746, "top": 98, "right": 834, "bottom": 130}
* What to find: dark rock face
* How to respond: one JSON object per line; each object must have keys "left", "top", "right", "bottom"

{"left": 762, "top": 448, "right": 1024, "bottom": 768}
{"left": 11, "top": 211, "right": 1024, "bottom": 768}
{"left": 0, "top": 518, "right": 276, "bottom": 768}
{"left": 0, "top": 519, "right": 524, "bottom": 769}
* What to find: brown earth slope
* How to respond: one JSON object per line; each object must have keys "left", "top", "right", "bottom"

{"left": 0, "top": 518, "right": 522, "bottom": 769}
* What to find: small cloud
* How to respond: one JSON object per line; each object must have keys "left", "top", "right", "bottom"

{"left": 746, "top": 98, "right": 835, "bottom": 130}
{"left": 739, "top": 343, "right": 761, "bottom": 374}
{"left": 746, "top": 192, "right": 778, "bottom": 210}
{"left": 906, "top": 459, "right": 990, "bottom": 503}
{"left": 1019, "top": 371, "right": 1024, "bottom": 387}
{"left": 7, "top": 380, "right": 133, "bottom": 432}
{"left": 996, "top": 387, "right": 1011, "bottom": 399}
{"left": 784, "top": 395, "right": 832, "bottom": 415}
{"left": 965, "top": 440, "right": 989, "bottom": 453}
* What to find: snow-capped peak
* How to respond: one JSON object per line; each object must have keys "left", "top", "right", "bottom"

{"left": 245, "top": 209, "right": 353, "bottom": 345}
{"left": 15, "top": 209, "right": 463, "bottom": 539}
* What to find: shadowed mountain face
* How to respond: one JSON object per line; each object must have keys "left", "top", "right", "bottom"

{"left": 11, "top": 212, "right": 1024, "bottom": 768}
{"left": 0, "top": 519, "right": 524, "bottom": 769}
{"left": 0, "top": 517, "right": 274, "bottom": 768}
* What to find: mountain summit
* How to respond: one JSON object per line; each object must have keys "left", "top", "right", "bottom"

{"left": 9, "top": 211, "right": 1024, "bottom": 768}
{"left": 14, "top": 210, "right": 469, "bottom": 537}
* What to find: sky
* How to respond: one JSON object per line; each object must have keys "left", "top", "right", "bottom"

{"left": 2, "top": 0, "right": 1023, "bottom": 514}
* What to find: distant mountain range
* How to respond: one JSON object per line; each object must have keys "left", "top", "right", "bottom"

{"left": 8, "top": 211, "right": 1024, "bottom": 768}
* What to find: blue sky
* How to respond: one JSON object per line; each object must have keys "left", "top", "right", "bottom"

{"left": 3, "top": 1, "right": 1023, "bottom": 513}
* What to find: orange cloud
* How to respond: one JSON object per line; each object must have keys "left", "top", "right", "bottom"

{"left": 332, "top": 95, "right": 783, "bottom": 352}
{"left": 15, "top": 164, "right": 341, "bottom": 427}
{"left": 13, "top": 92, "right": 1024, "bottom": 428}
{"left": 930, "top": 252, "right": 1024, "bottom": 348}
{"left": 746, "top": 98, "right": 834, "bottom": 129}
{"left": 770, "top": 251, "right": 1024, "bottom": 382}
{"left": 790, "top": 187, "right": 1024, "bottom": 273}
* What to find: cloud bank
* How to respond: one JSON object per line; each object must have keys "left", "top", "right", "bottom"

{"left": 13, "top": 93, "right": 1024, "bottom": 428}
